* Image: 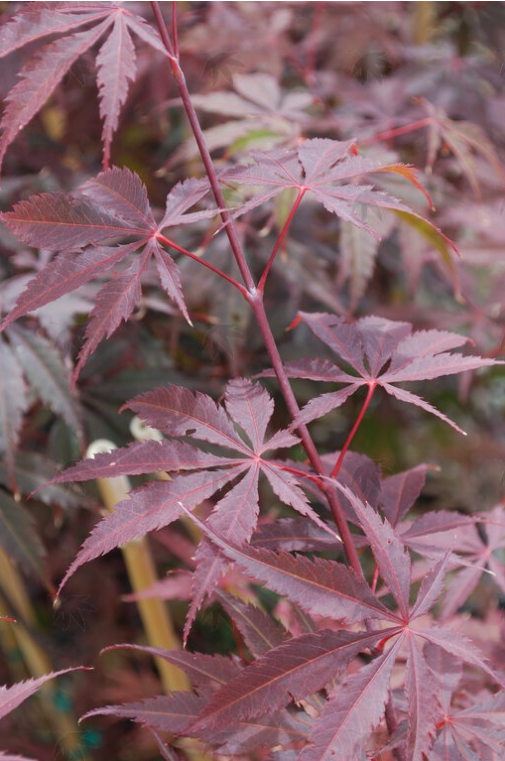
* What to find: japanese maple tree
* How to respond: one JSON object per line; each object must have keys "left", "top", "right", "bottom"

{"left": 0, "top": 3, "right": 504, "bottom": 761}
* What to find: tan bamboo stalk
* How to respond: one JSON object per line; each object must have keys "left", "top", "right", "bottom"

{"left": 86, "top": 440, "right": 189, "bottom": 692}
{"left": 130, "top": 416, "right": 201, "bottom": 543}
{"left": 0, "top": 552, "right": 88, "bottom": 760}
{"left": 412, "top": 2, "right": 435, "bottom": 45}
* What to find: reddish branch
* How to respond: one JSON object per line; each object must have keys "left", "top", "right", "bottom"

{"left": 258, "top": 188, "right": 306, "bottom": 294}
{"left": 150, "top": 1, "right": 364, "bottom": 577}
{"left": 156, "top": 233, "right": 248, "bottom": 297}
{"left": 331, "top": 382, "right": 377, "bottom": 479}
{"left": 358, "top": 117, "right": 433, "bottom": 147}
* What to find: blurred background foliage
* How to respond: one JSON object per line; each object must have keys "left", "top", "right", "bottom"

{"left": 0, "top": 2, "right": 504, "bottom": 758}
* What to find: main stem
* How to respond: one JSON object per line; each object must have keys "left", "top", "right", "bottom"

{"left": 150, "top": 1, "right": 362, "bottom": 578}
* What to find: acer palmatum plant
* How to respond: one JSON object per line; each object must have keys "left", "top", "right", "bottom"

{"left": 0, "top": 2, "right": 505, "bottom": 760}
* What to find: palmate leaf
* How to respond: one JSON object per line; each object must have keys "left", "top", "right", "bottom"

{"left": 334, "top": 482, "right": 411, "bottom": 619}
{"left": 124, "top": 378, "right": 331, "bottom": 635}
{"left": 299, "top": 637, "right": 404, "bottom": 761}
{"left": 180, "top": 498, "right": 502, "bottom": 760}
{"left": 405, "top": 637, "right": 441, "bottom": 761}
{"left": 83, "top": 691, "right": 205, "bottom": 734}
{"left": 52, "top": 379, "right": 332, "bottom": 601}
{"left": 181, "top": 509, "right": 398, "bottom": 625}
{"left": 0, "top": 2, "right": 167, "bottom": 171}
{"left": 84, "top": 693, "right": 310, "bottom": 756}
{"left": 190, "top": 627, "right": 398, "bottom": 733}
{"left": 220, "top": 138, "right": 457, "bottom": 255}
{"left": 270, "top": 312, "right": 500, "bottom": 432}
{"left": 216, "top": 590, "right": 288, "bottom": 657}
{"left": 0, "top": 668, "right": 87, "bottom": 723}
{"left": 427, "top": 645, "right": 505, "bottom": 760}
{"left": 93, "top": 641, "right": 311, "bottom": 754}
{"left": 326, "top": 487, "right": 498, "bottom": 682}
{"left": 1, "top": 168, "right": 216, "bottom": 379}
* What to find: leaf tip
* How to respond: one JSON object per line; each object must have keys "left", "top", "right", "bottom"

{"left": 286, "top": 314, "right": 302, "bottom": 331}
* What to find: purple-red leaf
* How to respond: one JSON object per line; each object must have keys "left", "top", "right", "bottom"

{"left": 1, "top": 168, "right": 216, "bottom": 367}
{"left": 414, "top": 626, "right": 501, "bottom": 685}
{"left": 334, "top": 483, "right": 411, "bottom": 619}
{"left": 0, "top": 20, "right": 113, "bottom": 173}
{"left": 101, "top": 643, "right": 240, "bottom": 694}
{"left": 191, "top": 627, "right": 398, "bottom": 731}
{"left": 96, "top": 14, "right": 137, "bottom": 168}
{"left": 151, "top": 240, "right": 190, "bottom": 323}
{"left": 382, "top": 384, "right": 466, "bottom": 435}
{"left": 380, "top": 464, "right": 430, "bottom": 526}
{"left": 160, "top": 177, "right": 213, "bottom": 229}
{"left": 57, "top": 467, "right": 244, "bottom": 595}
{"left": 284, "top": 312, "right": 499, "bottom": 433}
{"left": 49, "top": 440, "right": 232, "bottom": 483}
{"left": 73, "top": 253, "right": 150, "bottom": 381}
{"left": 0, "top": 244, "right": 140, "bottom": 334}
{"left": 124, "top": 384, "right": 250, "bottom": 454}
{"left": 411, "top": 552, "right": 451, "bottom": 619}
{"left": 216, "top": 591, "right": 288, "bottom": 657}
{"left": 0, "top": 5, "right": 169, "bottom": 174}
{"left": 299, "top": 636, "right": 403, "bottom": 761}
{"left": 225, "top": 378, "right": 274, "bottom": 453}
{"left": 183, "top": 510, "right": 398, "bottom": 624}
{"left": 0, "top": 8, "right": 109, "bottom": 59}
{"left": 0, "top": 668, "right": 88, "bottom": 722}
{"left": 82, "top": 692, "right": 204, "bottom": 734}
{"left": 251, "top": 518, "right": 336, "bottom": 553}
{"left": 223, "top": 139, "right": 440, "bottom": 242}
{"left": 1, "top": 190, "right": 140, "bottom": 252}
{"left": 405, "top": 636, "right": 441, "bottom": 761}
{"left": 81, "top": 167, "right": 155, "bottom": 230}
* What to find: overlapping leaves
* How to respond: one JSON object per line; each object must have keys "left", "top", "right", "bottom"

{"left": 0, "top": 325, "right": 81, "bottom": 488}
{"left": 269, "top": 311, "right": 499, "bottom": 432}
{"left": 0, "top": 2, "right": 167, "bottom": 171}
{"left": 221, "top": 137, "right": 451, "bottom": 242}
{"left": 84, "top": 483, "right": 501, "bottom": 761}
{"left": 51, "top": 378, "right": 333, "bottom": 606}
{"left": 1, "top": 167, "right": 215, "bottom": 380}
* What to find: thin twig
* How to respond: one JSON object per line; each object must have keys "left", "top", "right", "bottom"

{"left": 172, "top": 0, "right": 179, "bottom": 58}
{"left": 258, "top": 188, "right": 306, "bottom": 294}
{"left": 157, "top": 233, "right": 248, "bottom": 297}
{"left": 331, "top": 382, "right": 376, "bottom": 478}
